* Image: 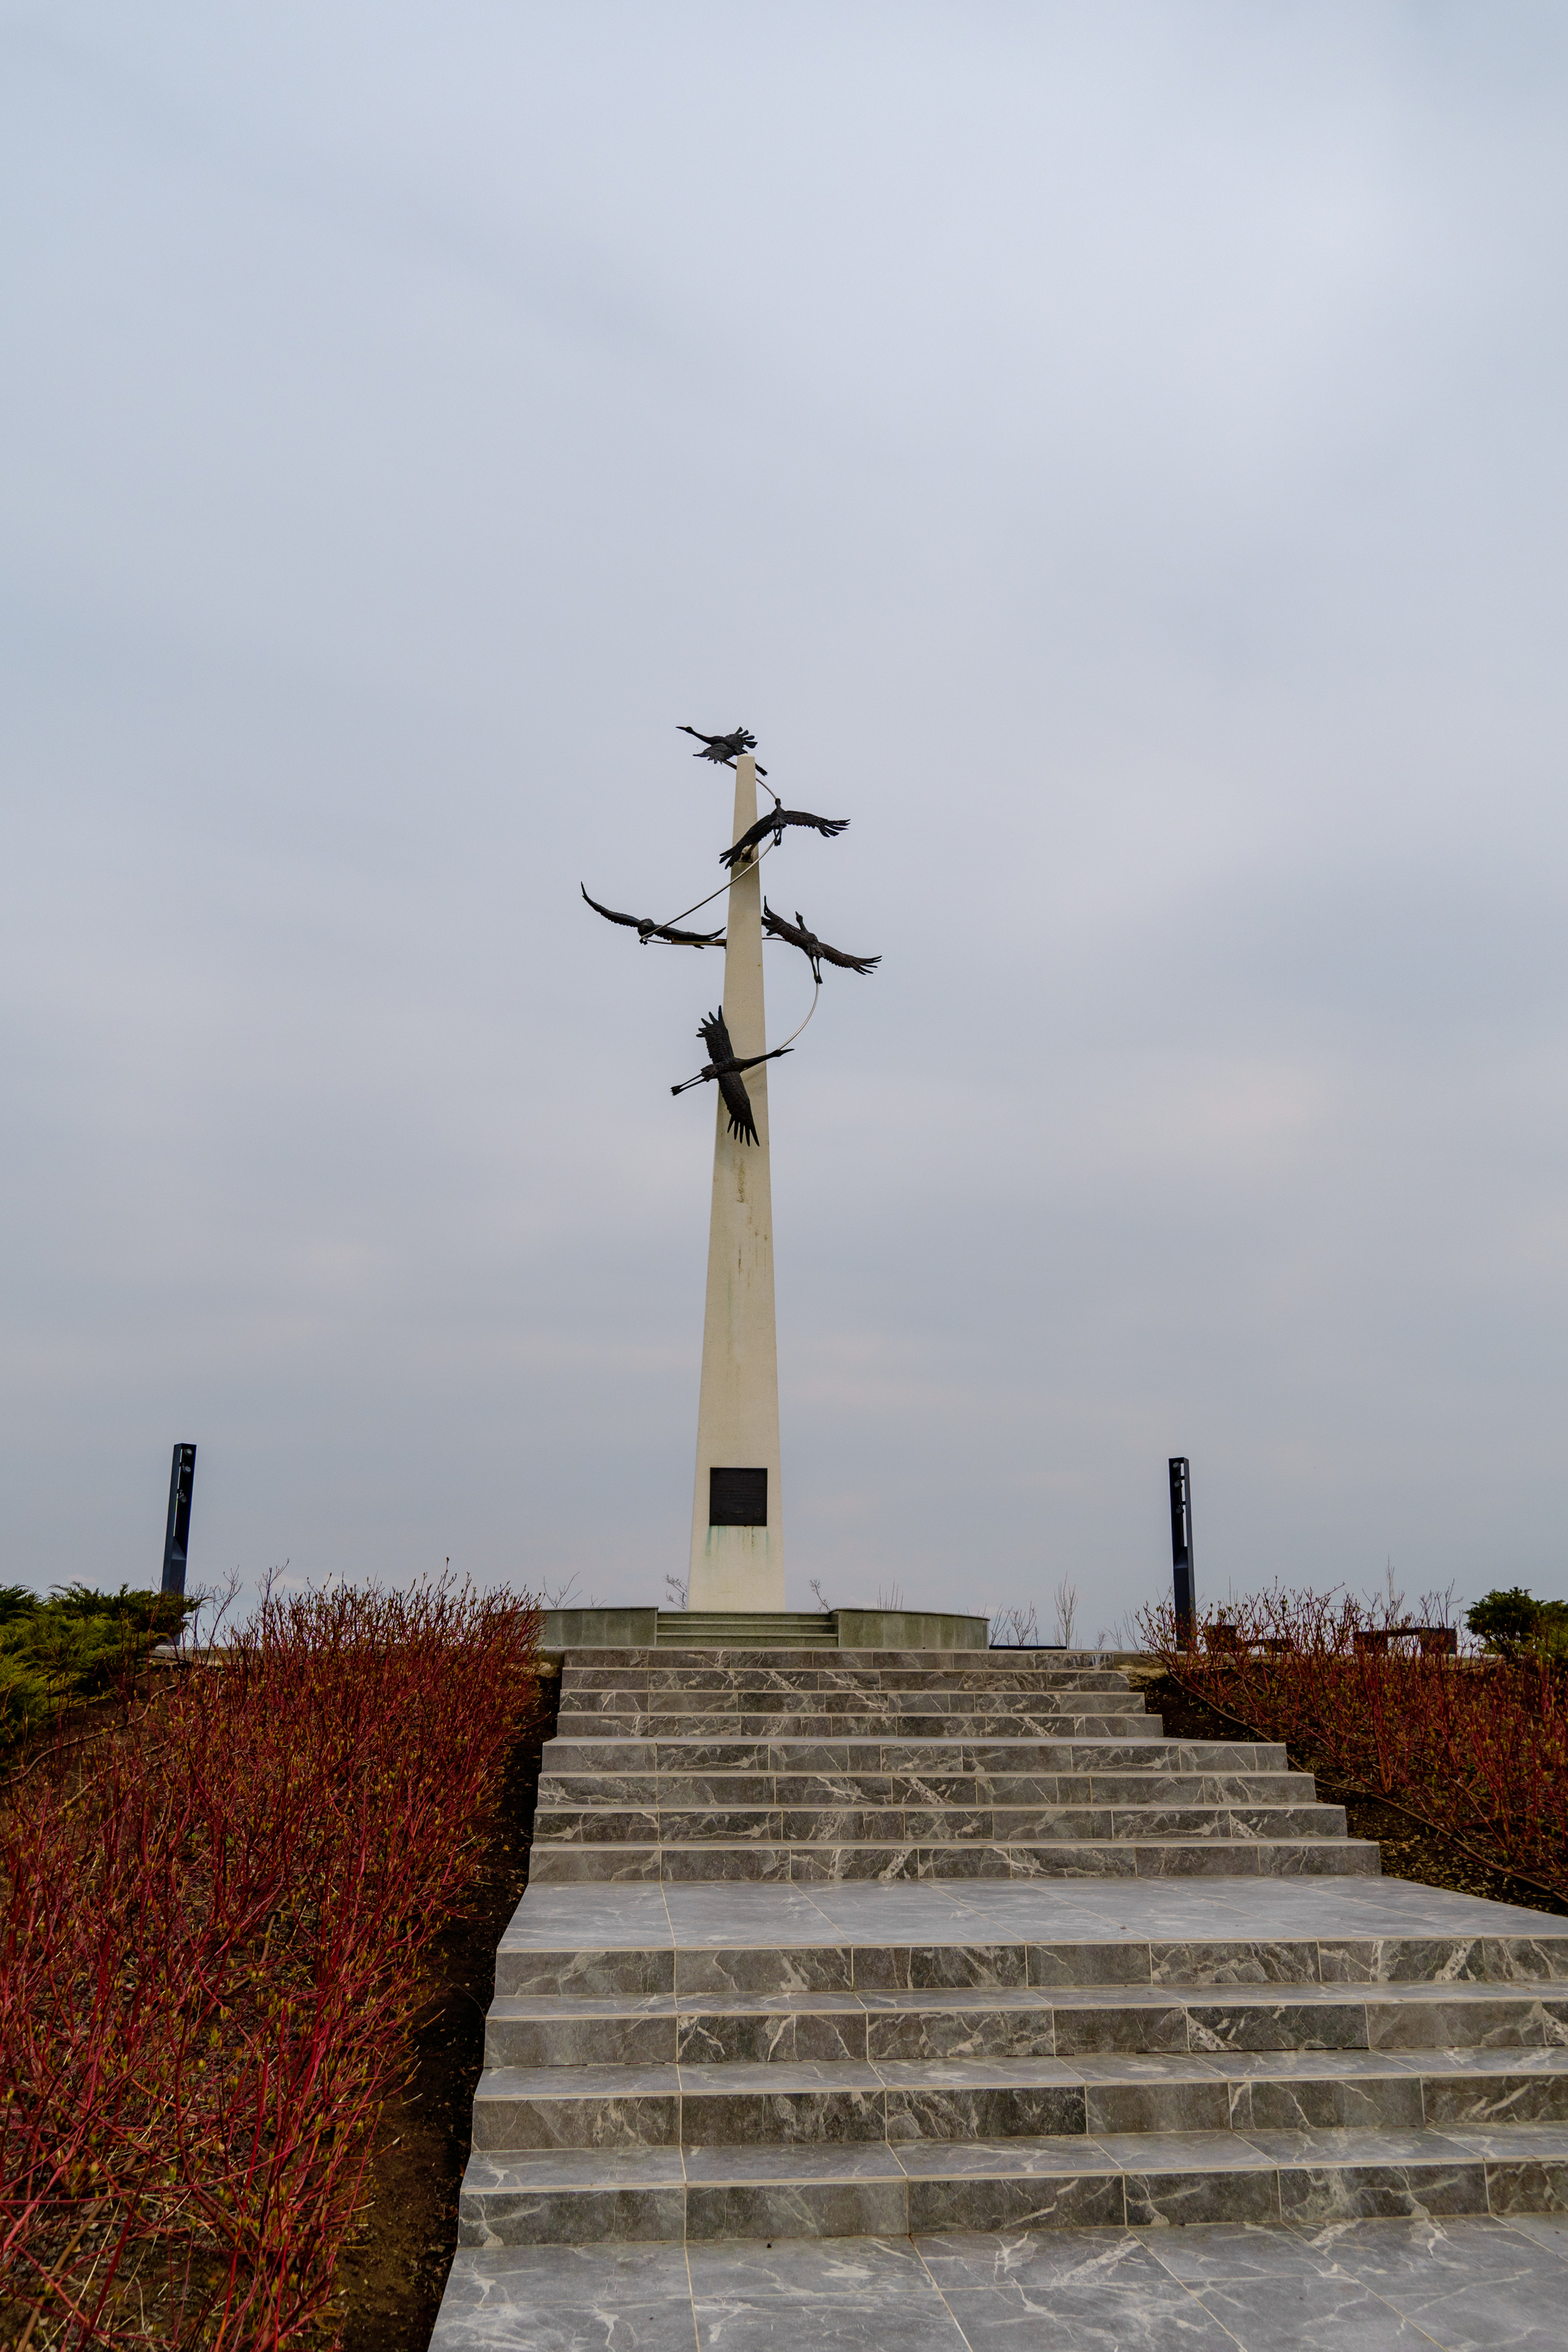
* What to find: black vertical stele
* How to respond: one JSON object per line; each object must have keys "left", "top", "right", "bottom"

{"left": 161, "top": 1442, "right": 198, "bottom": 1596}
{"left": 1168, "top": 1455, "right": 1195, "bottom": 1648}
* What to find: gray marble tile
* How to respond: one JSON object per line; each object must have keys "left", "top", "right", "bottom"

{"left": 905, "top": 2171, "right": 1126, "bottom": 2233}
{"left": 883, "top": 2081, "right": 1087, "bottom": 2142}
{"left": 896, "top": 2132, "right": 1112, "bottom": 2179}
{"left": 913, "top": 2226, "right": 1170, "bottom": 2289}
{"left": 1142, "top": 2220, "right": 1339, "bottom": 2282}
{"left": 1425, "top": 2070, "right": 1568, "bottom": 2127}
{"left": 1086, "top": 2076, "right": 1231, "bottom": 2135}
{"left": 692, "top": 2295, "right": 964, "bottom": 2348}
{"left": 1446, "top": 2124, "right": 1568, "bottom": 2160}
{"left": 1151, "top": 1940, "right": 1322, "bottom": 1988}
{"left": 461, "top": 2148, "right": 686, "bottom": 2189}
{"left": 457, "top": 2184, "right": 688, "bottom": 2248}
{"left": 1240, "top": 2073, "right": 1423, "bottom": 2132}
{"left": 1094, "top": 2128, "right": 1276, "bottom": 2173}
{"left": 942, "top": 2282, "right": 1241, "bottom": 2349}
{"left": 680, "top": 2086, "right": 886, "bottom": 2145}
{"left": 1188, "top": 2001, "right": 1369, "bottom": 2053}
{"left": 1279, "top": 2161, "right": 1489, "bottom": 2225}
{"left": 675, "top": 1947, "right": 852, "bottom": 1994}
{"left": 687, "top": 2180, "right": 910, "bottom": 2244}
{"left": 488, "top": 2012, "right": 678, "bottom": 2068}
{"left": 684, "top": 2236, "right": 933, "bottom": 2297}
{"left": 1027, "top": 1941, "right": 1155, "bottom": 1987}
{"left": 1368, "top": 1996, "right": 1568, "bottom": 2052}
{"left": 1124, "top": 2167, "right": 1282, "bottom": 2227}
{"left": 438, "top": 2242, "right": 694, "bottom": 2305}
{"left": 1194, "top": 2274, "right": 1438, "bottom": 2348}
{"left": 679, "top": 2142, "right": 900, "bottom": 2185}
{"left": 1481, "top": 2160, "right": 1568, "bottom": 2214}
{"left": 1243, "top": 2126, "right": 1475, "bottom": 2165}
{"left": 853, "top": 1944, "right": 1030, "bottom": 1991}
{"left": 1370, "top": 2273, "right": 1568, "bottom": 2348}
{"left": 1052, "top": 2001, "right": 1191, "bottom": 2054}
{"left": 433, "top": 2294, "right": 698, "bottom": 2349}
{"left": 1497, "top": 2213, "right": 1568, "bottom": 2256}
{"left": 676, "top": 2011, "right": 797, "bottom": 2065}
{"left": 497, "top": 1948, "right": 675, "bottom": 1998}
{"left": 1302, "top": 2213, "right": 1564, "bottom": 2278}
{"left": 864, "top": 2005, "right": 1054, "bottom": 2061}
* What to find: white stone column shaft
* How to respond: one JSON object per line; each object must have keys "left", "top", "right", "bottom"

{"left": 687, "top": 753, "right": 785, "bottom": 1607}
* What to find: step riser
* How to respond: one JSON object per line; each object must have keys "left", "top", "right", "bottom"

{"left": 481, "top": 1994, "right": 1568, "bottom": 2084}
{"left": 532, "top": 1806, "right": 1345, "bottom": 1844}
{"left": 557, "top": 1717, "right": 1156, "bottom": 1742}
{"left": 473, "top": 2069, "right": 1568, "bottom": 2151}
{"left": 537, "top": 1773, "right": 1314, "bottom": 1805}
{"left": 543, "top": 1740, "right": 1288, "bottom": 1772}
{"left": 496, "top": 1934, "right": 1568, "bottom": 2000}
{"left": 528, "top": 1840, "right": 1380, "bottom": 1883}
{"left": 566, "top": 1671, "right": 1135, "bottom": 1691}
{"left": 485, "top": 2004, "right": 1568, "bottom": 2097}
{"left": 557, "top": 1703, "right": 1147, "bottom": 1721}
{"left": 459, "top": 2152, "right": 1566, "bottom": 2246}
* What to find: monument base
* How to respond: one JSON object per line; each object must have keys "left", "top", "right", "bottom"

{"left": 688, "top": 1524, "right": 785, "bottom": 1614}
{"left": 539, "top": 1604, "right": 989, "bottom": 1653}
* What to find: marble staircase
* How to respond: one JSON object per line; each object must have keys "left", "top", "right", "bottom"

{"left": 532, "top": 1648, "right": 1370, "bottom": 1885}
{"left": 654, "top": 1610, "right": 839, "bottom": 1649}
{"left": 452, "top": 1646, "right": 1568, "bottom": 2256}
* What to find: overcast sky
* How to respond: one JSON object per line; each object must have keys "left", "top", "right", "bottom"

{"left": 4, "top": 2, "right": 1566, "bottom": 1635}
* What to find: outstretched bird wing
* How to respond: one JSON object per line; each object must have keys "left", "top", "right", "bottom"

{"left": 654, "top": 921, "right": 725, "bottom": 948}
{"left": 782, "top": 808, "right": 850, "bottom": 841}
{"left": 720, "top": 813, "right": 773, "bottom": 869}
{"left": 716, "top": 1069, "right": 759, "bottom": 1146}
{"left": 580, "top": 884, "right": 642, "bottom": 929}
{"left": 697, "top": 1008, "right": 736, "bottom": 1064}
{"left": 720, "top": 808, "right": 849, "bottom": 870}
{"left": 814, "top": 939, "right": 880, "bottom": 975}
{"left": 762, "top": 901, "right": 810, "bottom": 951}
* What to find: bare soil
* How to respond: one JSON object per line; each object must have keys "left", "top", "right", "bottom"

{"left": 332, "top": 1668, "right": 560, "bottom": 2352}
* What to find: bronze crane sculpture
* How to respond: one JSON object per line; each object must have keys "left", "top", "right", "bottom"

{"left": 677, "top": 724, "right": 768, "bottom": 777}
{"left": 763, "top": 901, "right": 880, "bottom": 981}
{"left": 670, "top": 1008, "right": 792, "bottom": 1147}
{"left": 720, "top": 805, "right": 848, "bottom": 871}
{"left": 580, "top": 884, "right": 725, "bottom": 948}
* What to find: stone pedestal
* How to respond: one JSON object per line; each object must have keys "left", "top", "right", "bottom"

{"left": 688, "top": 753, "right": 784, "bottom": 1609}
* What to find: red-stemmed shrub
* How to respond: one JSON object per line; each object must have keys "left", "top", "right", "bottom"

{"left": 1139, "top": 1586, "right": 1568, "bottom": 1897}
{"left": 1, "top": 1578, "right": 541, "bottom": 2348}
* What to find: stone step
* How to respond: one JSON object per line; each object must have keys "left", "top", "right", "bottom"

{"left": 484, "top": 1983, "right": 1568, "bottom": 2070}
{"left": 565, "top": 1665, "right": 1134, "bottom": 1691}
{"left": 578, "top": 1646, "right": 1060, "bottom": 1665}
{"left": 528, "top": 1835, "right": 1380, "bottom": 1883}
{"left": 531, "top": 1803, "right": 1347, "bottom": 1845}
{"left": 538, "top": 1770, "right": 1315, "bottom": 1807}
{"left": 555, "top": 1712, "right": 1158, "bottom": 1742}
{"left": 456, "top": 2119, "right": 1568, "bottom": 2245}
{"left": 471, "top": 2045, "right": 1568, "bottom": 2153}
{"left": 543, "top": 1736, "right": 1288, "bottom": 1774}
{"left": 495, "top": 1891, "right": 1568, "bottom": 2001}
{"left": 654, "top": 1615, "right": 839, "bottom": 1649}
{"left": 560, "top": 1684, "right": 1148, "bottom": 1710}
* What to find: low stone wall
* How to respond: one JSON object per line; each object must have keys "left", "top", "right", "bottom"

{"left": 537, "top": 1606, "right": 999, "bottom": 1654}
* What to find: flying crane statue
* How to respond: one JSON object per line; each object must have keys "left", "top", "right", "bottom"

{"left": 580, "top": 726, "right": 879, "bottom": 1608}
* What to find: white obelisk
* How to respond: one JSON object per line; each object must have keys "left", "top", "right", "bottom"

{"left": 688, "top": 753, "right": 785, "bottom": 1608}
